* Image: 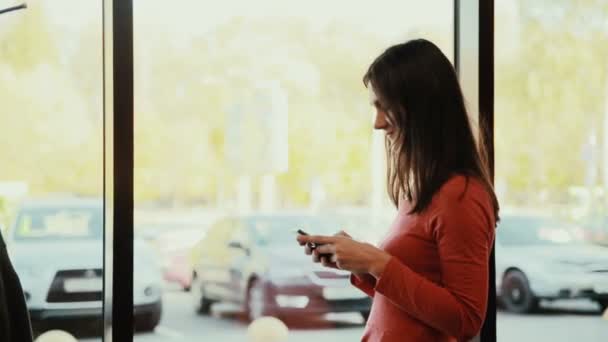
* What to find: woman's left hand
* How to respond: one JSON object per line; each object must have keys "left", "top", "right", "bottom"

{"left": 296, "top": 234, "right": 392, "bottom": 278}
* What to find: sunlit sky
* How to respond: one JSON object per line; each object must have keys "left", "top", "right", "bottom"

{"left": 11, "top": 0, "right": 454, "bottom": 68}
{"left": 34, "top": 0, "right": 452, "bottom": 35}
{"left": 0, "top": 0, "right": 524, "bottom": 62}
{"left": 8, "top": 0, "right": 452, "bottom": 50}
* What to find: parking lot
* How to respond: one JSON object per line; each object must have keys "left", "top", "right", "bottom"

{"left": 65, "top": 287, "right": 608, "bottom": 342}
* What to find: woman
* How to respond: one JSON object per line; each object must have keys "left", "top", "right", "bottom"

{"left": 297, "top": 39, "right": 499, "bottom": 342}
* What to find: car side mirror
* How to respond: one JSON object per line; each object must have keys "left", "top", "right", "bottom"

{"left": 228, "top": 241, "right": 250, "bottom": 256}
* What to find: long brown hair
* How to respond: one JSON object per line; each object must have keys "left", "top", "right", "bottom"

{"left": 363, "top": 39, "right": 499, "bottom": 219}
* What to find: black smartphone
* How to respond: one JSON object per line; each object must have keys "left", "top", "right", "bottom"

{"left": 296, "top": 229, "right": 318, "bottom": 249}
{"left": 297, "top": 229, "right": 332, "bottom": 258}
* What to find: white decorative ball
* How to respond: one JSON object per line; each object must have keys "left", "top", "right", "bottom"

{"left": 247, "top": 316, "right": 289, "bottom": 342}
{"left": 35, "top": 330, "right": 78, "bottom": 342}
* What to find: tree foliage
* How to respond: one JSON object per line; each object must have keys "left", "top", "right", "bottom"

{"left": 2, "top": 1, "right": 605, "bottom": 209}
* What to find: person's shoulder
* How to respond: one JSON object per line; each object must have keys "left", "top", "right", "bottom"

{"left": 429, "top": 175, "right": 496, "bottom": 236}
{"left": 432, "top": 174, "right": 492, "bottom": 212}
{"left": 439, "top": 175, "right": 486, "bottom": 198}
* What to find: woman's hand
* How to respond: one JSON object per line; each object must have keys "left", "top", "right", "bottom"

{"left": 302, "top": 231, "right": 349, "bottom": 270}
{"left": 297, "top": 231, "right": 392, "bottom": 278}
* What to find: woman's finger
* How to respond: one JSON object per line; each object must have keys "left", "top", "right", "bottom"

{"left": 312, "top": 249, "right": 321, "bottom": 263}
{"left": 296, "top": 234, "right": 337, "bottom": 245}
{"left": 304, "top": 244, "right": 313, "bottom": 255}
{"left": 315, "top": 244, "right": 335, "bottom": 255}
{"left": 336, "top": 230, "right": 351, "bottom": 238}
{"left": 296, "top": 236, "right": 307, "bottom": 246}
{"left": 321, "top": 257, "right": 332, "bottom": 268}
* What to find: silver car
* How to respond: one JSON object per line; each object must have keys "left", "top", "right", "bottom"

{"left": 5, "top": 198, "right": 163, "bottom": 331}
{"left": 496, "top": 214, "right": 608, "bottom": 314}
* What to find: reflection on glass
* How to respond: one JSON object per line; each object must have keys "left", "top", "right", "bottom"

{"left": 496, "top": 0, "right": 608, "bottom": 340}
{"left": 497, "top": 215, "right": 583, "bottom": 246}
{"left": 13, "top": 202, "right": 103, "bottom": 241}
{"left": 191, "top": 214, "right": 372, "bottom": 323}
{"left": 0, "top": 0, "right": 104, "bottom": 340}
{"left": 134, "top": 0, "right": 452, "bottom": 340}
{"left": 8, "top": 200, "right": 104, "bottom": 327}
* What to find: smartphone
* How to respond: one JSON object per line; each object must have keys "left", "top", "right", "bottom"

{"left": 297, "top": 229, "right": 332, "bottom": 257}
{"left": 296, "top": 229, "right": 318, "bottom": 249}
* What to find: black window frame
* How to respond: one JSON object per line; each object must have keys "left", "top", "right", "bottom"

{"left": 455, "top": 1, "right": 495, "bottom": 341}
{"left": 103, "top": 0, "right": 134, "bottom": 340}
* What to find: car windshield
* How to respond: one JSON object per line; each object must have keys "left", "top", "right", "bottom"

{"left": 251, "top": 216, "right": 339, "bottom": 247}
{"left": 13, "top": 206, "right": 102, "bottom": 241}
{"left": 498, "top": 216, "right": 583, "bottom": 246}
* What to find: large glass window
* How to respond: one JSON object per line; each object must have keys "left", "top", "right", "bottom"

{"left": 133, "top": 0, "right": 452, "bottom": 340}
{"left": 496, "top": 0, "right": 608, "bottom": 340}
{"left": 0, "top": 0, "right": 104, "bottom": 340}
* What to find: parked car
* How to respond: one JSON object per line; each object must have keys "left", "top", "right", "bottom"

{"left": 580, "top": 215, "right": 608, "bottom": 247}
{"left": 190, "top": 213, "right": 373, "bottom": 322}
{"left": 152, "top": 227, "right": 206, "bottom": 291}
{"left": 496, "top": 214, "right": 608, "bottom": 314}
{"left": 6, "top": 198, "right": 163, "bottom": 331}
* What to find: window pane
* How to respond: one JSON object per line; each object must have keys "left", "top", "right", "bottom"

{"left": 496, "top": 0, "right": 608, "bottom": 340}
{"left": 134, "top": 1, "right": 452, "bottom": 340}
{"left": 0, "top": 0, "right": 104, "bottom": 340}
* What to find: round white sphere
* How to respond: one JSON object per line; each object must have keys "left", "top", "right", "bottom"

{"left": 35, "top": 330, "right": 78, "bottom": 342}
{"left": 247, "top": 316, "right": 289, "bottom": 342}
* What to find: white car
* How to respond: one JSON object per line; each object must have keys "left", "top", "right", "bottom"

{"left": 6, "top": 198, "right": 163, "bottom": 331}
{"left": 496, "top": 214, "right": 608, "bottom": 314}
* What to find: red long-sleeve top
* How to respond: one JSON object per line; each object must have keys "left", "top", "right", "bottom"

{"left": 352, "top": 176, "right": 496, "bottom": 342}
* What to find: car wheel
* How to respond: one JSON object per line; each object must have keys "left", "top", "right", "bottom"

{"left": 501, "top": 270, "right": 538, "bottom": 314}
{"left": 135, "top": 302, "right": 162, "bottom": 332}
{"left": 246, "top": 279, "right": 270, "bottom": 322}
{"left": 360, "top": 310, "right": 370, "bottom": 322}
{"left": 192, "top": 273, "right": 214, "bottom": 315}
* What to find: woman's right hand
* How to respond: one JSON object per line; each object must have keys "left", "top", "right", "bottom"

{"left": 304, "top": 230, "right": 351, "bottom": 269}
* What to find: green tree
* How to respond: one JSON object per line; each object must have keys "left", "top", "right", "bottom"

{"left": 495, "top": 0, "right": 608, "bottom": 205}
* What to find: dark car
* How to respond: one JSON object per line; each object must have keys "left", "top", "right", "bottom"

{"left": 190, "top": 214, "right": 373, "bottom": 322}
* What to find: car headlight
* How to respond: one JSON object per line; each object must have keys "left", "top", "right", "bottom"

{"left": 267, "top": 269, "right": 310, "bottom": 286}
{"left": 143, "top": 285, "right": 162, "bottom": 298}
{"left": 276, "top": 295, "right": 309, "bottom": 308}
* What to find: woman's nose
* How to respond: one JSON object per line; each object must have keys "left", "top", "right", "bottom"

{"left": 374, "top": 111, "right": 388, "bottom": 130}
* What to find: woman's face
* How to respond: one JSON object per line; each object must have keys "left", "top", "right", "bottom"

{"left": 369, "top": 86, "right": 396, "bottom": 141}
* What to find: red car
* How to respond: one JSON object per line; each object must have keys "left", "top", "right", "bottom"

{"left": 153, "top": 228, "right": 206, "bottom": 291}
{"left": 191, "top": 214, "right": 378, "bottom": 322}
